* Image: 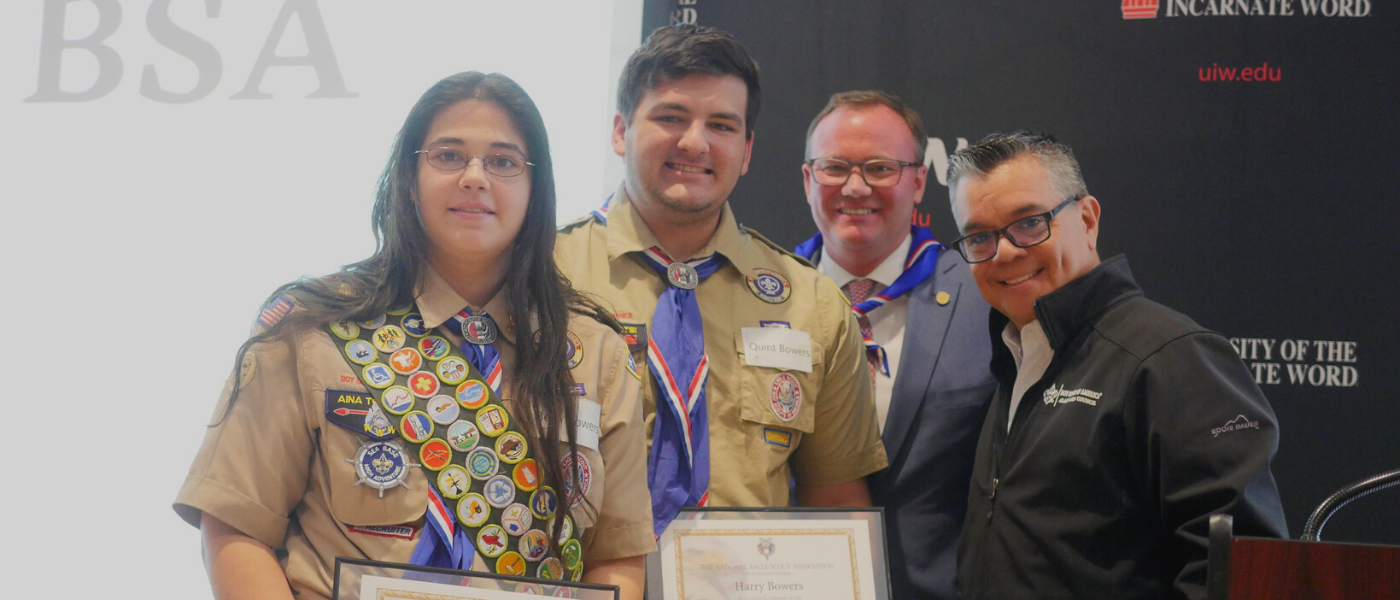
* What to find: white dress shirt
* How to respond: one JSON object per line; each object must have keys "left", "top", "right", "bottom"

{"left": 1001, "top": 319, "right": 1054, "bottom": 432}
{"left": 814, "top": 234, "right": 913, "bottom": 432}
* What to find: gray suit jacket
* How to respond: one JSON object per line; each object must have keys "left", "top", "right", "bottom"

{"left": 869, "top": 249, "right": 997, "bottom": 600}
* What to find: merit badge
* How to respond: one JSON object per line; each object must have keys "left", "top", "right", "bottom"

{"left": 386, "top": 305, "right": 411, "bottom": 316}
{"left": 419, "top": 439, "right": 453, "bottom": 471}
{"left": 447, "top": 420, "right": 481, "bottom": 451}
{"left": 484, "top": 475, "right": 517, "bottom": 508}
{"left": 345, "top": 340, "right": 377, "bottom": 365}
{"left": 362, "top": 363, "right": 395, "bottom": 389}
{"left": 399, "top": 411, "right": 434, "bottom": 444}
{"left": 539, "top": 558, "right": 563, "bottom": 581}
{"left": 477, "top": 405, "right": 509, "bottom": 437}
{"left": 437, "top": 465, "right": 470, "bottom": 499}
{"left": 461, "top": 315, "right": 498, "bottom": 345}
{"left": 521, "top": 530, "right": 550, "bottom": 562}
{"left": 426, "top": 395, "right": 460, "bottom": 425}
{"left": 746, "top": 269, "right": 791, "bottom": 304}
{"left": 330, "top": 320, "right": 360, "bottom": 341}
{"left": 495, "top": 432, "right": 528, "bottom": 464}
{"left": 418, "top": 336, "right": 450, "bottom": 360}
{"left": 467, "top": 446, "right": 500, "bottom": 480}
{"left": 552, "top": 515, "right": 574, "bottom": 544}
{"left": 456, "top": 380, "right": 489, "bottom": 409}
{"left": 371, "top": 325, "right": 407, "bottom": 353}
{"left": 408, "top": 371, "right": 441, "bottom": 398}
{"left": 381, "top": 386, "right": 415, "bottom": 415}
{"left": 565, "top": 331, "right": 584, "bottom": 369}
{"left": 436, "top": 357, "right": 469, "bottom": 385}
{"left": 769, "top": 373, "right": 802, "bottom": 423}
{"left": 476, "top": 524, "right": 509, "bottom": 558}
{"left": 560, "top": 453, "right": 592, "bottom": 507}
{"left": 560, "top": 538, "right": 583, "bottom": 571}
{"left": 530, "top": 487, "right": 557, "bottom": 519}
{"left": 513, "top": 459, "right": 540, "bottom": 492}
{"left": 619, "top": 322, "right": 648, "bottom": 354}
{"left": 666, "top": 262, "right": 699, "bottom": 290}
{"left": 358, "top": 314, "right": 387, "bottom": 330}
{"left": 457, "top": 493, "right": 490, "bottom": 527}
{"left": 501, "top": 503, "right": 533, "bottom": 536}
{"left": 389, "top": 348, "right": 423, "bottom": 375}
{"left": 400, "top": 313, "right": 429, "bottom": 337}
{"left": 571, "top": 565, "right": 584, "bottom": 583}
{"left": 496, "top": 551, "right": 527, "bottom": 576}
{"left": 345, "top": 439, "right": 416, "bottom": 498}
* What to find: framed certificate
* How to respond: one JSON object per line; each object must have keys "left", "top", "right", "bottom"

{"left": 332, "top": 558, "right": 619, "bottom": 600}
{"left": 646, "top": 507, "right": 891, "bottom": 600}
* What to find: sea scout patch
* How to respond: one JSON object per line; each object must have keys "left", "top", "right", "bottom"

{"left": 457, "top": 493, "right": 490, "bottom": 527}
{"left": 746, "top": 269, "right": 791, "bottom": 304}
{"left": 565, "top": 331, "right": 584, "bottom": 369}
{"left": 769, "top": 373, "right": 802, "bottom": 423}
{"left": 619, "top": 323, "right": 648, "bottom": 354}
{"left": 561, "top": 452, "right": 592, "bottom": 507}
{"left": 345, "top": 439, "right": 414, "bottom": 497}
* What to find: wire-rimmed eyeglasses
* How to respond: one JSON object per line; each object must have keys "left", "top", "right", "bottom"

{"left": 415, "top": 147, "right": 534, "bottom": 177}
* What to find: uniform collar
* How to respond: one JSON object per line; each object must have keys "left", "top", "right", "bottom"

{"left": 604, "top": 183, "right": 760, "bottom": 276}
{"left": 414, "top": 264, "right": 521, "bottom": 345}
{"left": 816, "top": 232, "right": 912, "bottom": 290}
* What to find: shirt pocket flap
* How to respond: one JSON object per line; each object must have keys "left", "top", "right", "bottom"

{"left": 322, "top": 408, "right": 428, "bottom": 527}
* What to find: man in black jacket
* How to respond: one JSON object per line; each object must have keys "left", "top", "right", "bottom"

{"left": 946, "top": 131, "right": 1288, "bottom": 600}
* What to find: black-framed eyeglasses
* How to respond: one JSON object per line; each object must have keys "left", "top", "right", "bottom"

{"left": 952, "top": 196, "right": 1082, "bottom": 264}
{"left": 415, "top": 147, "right": 534, "bottom": 177}
{"left": 807, "top": 157, "right": 920, "bottom": 188}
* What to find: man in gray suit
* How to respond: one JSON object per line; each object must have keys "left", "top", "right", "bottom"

{"left": 794, "top": 91, "right": 997, "bottom": 600}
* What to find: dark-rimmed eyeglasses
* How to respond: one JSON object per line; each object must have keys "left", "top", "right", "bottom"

{"left": 807, "top": 157, "right": 920, "bottom": 188}
{"left": 952, "top": 196, "right": 1082, "bottom": 264}
{"left": 415, "top": 147, "right": 534, "bottom": 177}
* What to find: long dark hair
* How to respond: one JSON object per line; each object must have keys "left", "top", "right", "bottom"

{"left": 220, "top": 71, "right": 603, "bottom": 552}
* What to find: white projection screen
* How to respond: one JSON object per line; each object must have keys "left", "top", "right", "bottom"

{"left": 1, "top": 1, "right": 642, "bottom": 596}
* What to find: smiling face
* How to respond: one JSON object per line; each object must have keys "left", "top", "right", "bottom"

{"left": 951, "top": 154, "right": 1101, "bottom": 328}
{"left": 416, "top": 100, "right": 531, "bottom": 273}
{"left": 803, "top": 104, "right": 927, "bottom": 270}
{"left": 612, "top": 73, "right": 753, "bottom": 224}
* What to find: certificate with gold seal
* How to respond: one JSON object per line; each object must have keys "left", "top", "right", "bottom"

{"left": 332, "top": 558, "right": 618, "bottom": 600}
{"left": 647, "top": 508, "right": 891, "bottom": 600}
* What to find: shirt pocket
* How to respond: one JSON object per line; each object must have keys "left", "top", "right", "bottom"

{"left": 320, "top": 391, "right": 428, "bottom": 527}
{"left": 733, "top": 331, "right": 824, "bottom": 435}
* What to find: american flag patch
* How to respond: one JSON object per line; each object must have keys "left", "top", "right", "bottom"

{"left": 257, "top": 295, "right": 294, "bottom": 328}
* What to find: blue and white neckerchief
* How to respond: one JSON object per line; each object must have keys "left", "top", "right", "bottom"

{"left": 795, "top": 226, "right": 942, "bottom": 375}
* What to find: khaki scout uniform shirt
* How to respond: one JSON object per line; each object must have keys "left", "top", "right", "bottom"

{"left": 555, "top": 187, "right": 887, "bottom": 507}
{"left": 174, "top": 267, "right": 655, "bottom": 600}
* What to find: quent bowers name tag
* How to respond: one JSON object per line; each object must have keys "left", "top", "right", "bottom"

{"left": 741, "top": 327, "right": 813, "bottom": 373}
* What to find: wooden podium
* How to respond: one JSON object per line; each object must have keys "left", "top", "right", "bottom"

{"left": 1208, "top": 515, "right": 1400, "bottom": 599}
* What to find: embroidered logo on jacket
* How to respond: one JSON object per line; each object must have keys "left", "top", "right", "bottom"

{"left": 1211, "top": 414, "right": 1261, "bottom": 437}
{"left": 1042, "top": 384, "right": 1103, "bottom": 407}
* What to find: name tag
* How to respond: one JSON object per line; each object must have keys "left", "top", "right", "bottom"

{"left": 574, "top": 399, "right": 602, "bottom": 451}
{"left": 741, "top": 327, "right": 814, "bottom": 373}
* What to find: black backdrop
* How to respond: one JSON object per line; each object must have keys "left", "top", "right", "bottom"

{"left": 644, "top": 0, "right": 1399, "bottom": 543}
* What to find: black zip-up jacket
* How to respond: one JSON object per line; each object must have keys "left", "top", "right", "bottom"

{"left": 958, "top": 256, "right": 1288, "bottom": 600}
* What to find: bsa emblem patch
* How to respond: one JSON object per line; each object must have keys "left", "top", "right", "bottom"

{"left": 400, "top": 313, "right": 429, "bottom": 337}
{"left": 513, "top": 459, "right": 540, "bottom": 492}
{"left": 371, "top": 325, "right": 407, "bottom": 353}
{"left": 436, "top": 357, "right": 469, "bottom": 385}
{"left": 380, "top": 386, "right": 415, "bottom": 414}
{"left": 426, "top": 395, "right": 460, "bottom": 425}
{"left": 484, "top": 475, "right": 517, "bottom": 508}
{"left": 419, "top": 439, "right": 452, "bottom": 471}
{"left": 520, "top": 530, "right": 550, "bottom": 562}
{"left": 458, "top": 493, "right": 490, "bottom": 527}
{"left": 746, "top": 269, "right": 791, "bottom": 304}
{"left": 345, "top": 340, "right": 376, "bottom": 365}
{"left": 389, "top": 348, "right": 423, "bottom": 375}
{"left": 362, "top": 363, "right": 395, "bottom": 389}
{"left": 399, "top": 411, "right": 434, "bottom": 443}
{"left": 408, "top": 372, "right": 440, "bottom": 398}
{"left": 447, "top": 419, "right": 480, "bottom": 451}
{"left": 456, "top": 380, "right": 489, "bottom": 409}
{"left": 437, "top": 465, "right": 470, "bottom": 498}
{"left": 496, "top": 551, "right": 527, "bottom": 576}
{"left": 565, "top": 331, "right": 584, "bottom": 369}
{"left": 418, "top": 336, "right": 450, "bottom": 360}
{"left": 329, "top": 320, "right": 360, "bottom": 341}
{"left": 501, "top": 503, "right": 533, "bottom": 535}
{"left": 769, "top": 373, "right": 802, "bottom": 423}
{"left": 477, "top": 405, "right": 509, "bottom": 437}
{"left": 560, "top": 452, "right": 592, "bottom": 507}
{"left": 345, "top": 439, "right": 415, "bottom": 497}
{"left": 467, "top": 447, "right": 500, "bottom": 480}
{"left": 619, "top": 322, "right": 648, "bottom": 354}
{"left": 496, "top": 432, "right": 528, "bottom": 464}
{"left": 358, "top": 314, "right": 387, "bottom": 329}
{"left": 476, "top": 524, "right": 509, "bottom": 558}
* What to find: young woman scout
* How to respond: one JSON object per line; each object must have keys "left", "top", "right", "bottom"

{"left": 175, "top": 72, "right": 654, "bottom": 600}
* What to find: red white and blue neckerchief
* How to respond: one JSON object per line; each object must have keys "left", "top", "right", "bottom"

{"left": 409, "top": 485, "right": 472, "bottom": 569}
{"left": 795, "top": 226, "right": 942, "bottom": 376}
{"left": 451, "top": 308, "right": 503, "bottom": 394}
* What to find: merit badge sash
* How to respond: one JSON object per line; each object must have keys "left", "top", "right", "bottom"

{"left": 328, "top": 307, "right": 583, "bottom": 582}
